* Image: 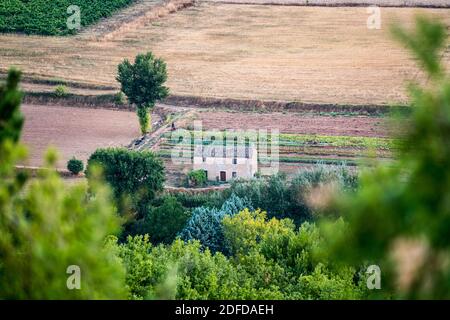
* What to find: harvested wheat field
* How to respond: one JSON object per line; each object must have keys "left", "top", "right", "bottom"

{"left": 20, "top": 104, "right": 141, "bottom": 168}
{"left": 1, "top": 3, "right": 449, "bottom": 105}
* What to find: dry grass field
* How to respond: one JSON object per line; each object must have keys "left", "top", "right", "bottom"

{"left": 1, "top": 3, "right": 448, "bottom": 105}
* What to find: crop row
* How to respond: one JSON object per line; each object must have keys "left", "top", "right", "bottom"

{"left": 161, "top": 131, "right": 395, "bottom": 150}
{"left": 0, "top": 0, "right": 137, "bottom": 35}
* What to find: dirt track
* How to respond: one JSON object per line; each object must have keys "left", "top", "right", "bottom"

{"left": 20, "top": 104, "right": 140, "bottom": 168}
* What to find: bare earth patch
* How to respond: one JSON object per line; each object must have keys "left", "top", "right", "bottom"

{"left": 1, "top": 4, "right": 449, "bottom": 105}
{"left": 189, "top": 110, "right": 389, "bottom": 137}
{"left": 20, "top": 104, "right": 141, "bottom": 168}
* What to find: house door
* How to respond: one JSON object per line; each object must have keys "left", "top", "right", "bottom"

{"left": 220, "top": 171, "right": 226, "bottom": 182}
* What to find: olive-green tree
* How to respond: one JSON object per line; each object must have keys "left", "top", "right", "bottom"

{"left": 86, "top": 148, "right": 165, "bottom": 218}
{"left": 116, "top": 52, "right": 169, "bottom": 134}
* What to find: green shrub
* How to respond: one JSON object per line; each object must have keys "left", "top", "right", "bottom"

{"left": 135, "top": 196, "right": 191, "bottom": 245}
{"left": 86, "top": 148, "right": 165, "bottom": 216}
{"left": 172, "top": 191, "right": 228, "bottom": 209}
{"left": 187, "top": 169, "right": 207, "bottom": 187}
{"left": 67, "top": 157, "right": 84, "bottom": 175}
{"left": 114, "top": 91, "right": 127, "bottom": 106}
{"left": 54, "top": 85, "right": 68, "bottom": 97}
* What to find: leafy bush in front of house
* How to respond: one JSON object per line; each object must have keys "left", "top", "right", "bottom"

{"left": 187, "top": 169, "right": 207, "bottom": 187}
{"left": 67, "top": 157, "right": 84, "bottom": 175}
{"left": 86, "top": 148, "right": 165, "bottom": 216}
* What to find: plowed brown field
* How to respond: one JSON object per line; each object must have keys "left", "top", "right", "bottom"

{"left": 190, "top": 110, "right": 389, "bottom": 137}
{"left": 20, "top": 104, "right": 140, "bottom": 168}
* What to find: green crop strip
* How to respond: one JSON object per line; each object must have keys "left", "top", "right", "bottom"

{"left": 161, "top": 130, "right": 396, "bottom": 150}
{"left": 0, "top": 0, "right": 138, "bottom": 35}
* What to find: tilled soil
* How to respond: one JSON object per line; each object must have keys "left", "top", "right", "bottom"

{"left": 189, "top": 110, "right": 391, "bottom": 137}
{"left": 20, "top": 104, "right": 141, "bottom": 168}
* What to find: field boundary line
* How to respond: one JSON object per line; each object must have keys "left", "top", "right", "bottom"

{"left": 204, "top": 0, "right": 450, "bottom": 8}
{"left": 22, "top": 91, "right": 409, "bottom": 115}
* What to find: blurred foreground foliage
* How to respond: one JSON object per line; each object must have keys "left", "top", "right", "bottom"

{"left": 0, "top": 69, "right": 127, "bottom": 299}
{"left": 321, "top": 16, "right": 450, "bottom": 299}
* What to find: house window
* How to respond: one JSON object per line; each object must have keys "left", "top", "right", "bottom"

{"left": 232, "top": 158, "right": 237, "bottom": 165}
{"left": 232, "top": 172, "right": 237, "bottom": 179}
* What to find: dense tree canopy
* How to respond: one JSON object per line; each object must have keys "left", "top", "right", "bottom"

{"left": 118, "top": 209, "right": 366, "bottom": 300}
{"left": 86, "top": 148, "right": 165, "bottom": 216}
{"left": 136, "top": 196, "right": 191, "bottom": 245}
{"left": 116, "top": 52, "right": 169, "bottom": 133}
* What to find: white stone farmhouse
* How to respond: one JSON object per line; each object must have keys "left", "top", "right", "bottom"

{"left": 193, "top": 143, "right": 258, "bottom": 182}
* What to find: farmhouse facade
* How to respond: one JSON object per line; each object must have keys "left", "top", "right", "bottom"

{"left": 193, "top": 144, "right": 258, "bottom": 182}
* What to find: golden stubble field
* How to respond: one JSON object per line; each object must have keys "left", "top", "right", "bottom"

{"left": 1, "top": 3, "right": 449, "bottom": 105}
